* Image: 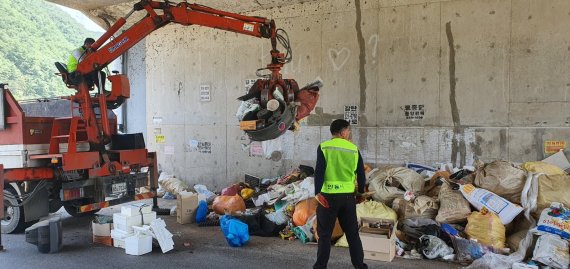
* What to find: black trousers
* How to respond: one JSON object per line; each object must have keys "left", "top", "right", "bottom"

{"left": 313, "top": 193, "right": 367, "bottom": 269}
{"left": 70, "top": 71, "right": 106, "bottom": 91}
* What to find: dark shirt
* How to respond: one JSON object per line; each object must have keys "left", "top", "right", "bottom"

{"left": 314, "top": 144, "right": 366, "bottom": 195}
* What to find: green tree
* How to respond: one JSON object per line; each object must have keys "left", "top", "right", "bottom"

{"left": 0, "top": 0, "right": 102, "bottom": 99}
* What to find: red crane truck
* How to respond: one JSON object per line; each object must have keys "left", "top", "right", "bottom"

{"left": 1, "top": 0, "right": 319, "bottom": 234}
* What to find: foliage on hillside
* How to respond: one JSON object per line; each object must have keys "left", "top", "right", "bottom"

{"left": 0, "top": 0, "right": 101, "bottom": 99}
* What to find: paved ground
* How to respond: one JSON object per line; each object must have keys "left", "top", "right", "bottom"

{"left": 1, "top": 199, "right": 461, "bottom": 269}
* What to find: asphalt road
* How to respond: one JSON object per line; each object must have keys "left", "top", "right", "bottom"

{"left": 1, "top": 199, "right": 460, "bottom": 269}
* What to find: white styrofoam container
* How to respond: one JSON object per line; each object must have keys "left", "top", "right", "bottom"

{"left": 111, "top": 229, "right": 133, "bottom": 249}
{"left": 121, "top": 203, "right": 152, "bottom": 217}
{"left": 125, "top": 234, "right": 153, "bottom": 256}
{"left": 113, "top": 212, "right": 157, "bottom": 233}
{"left": 113, "top": 238, "right": 126, "bottom": 249}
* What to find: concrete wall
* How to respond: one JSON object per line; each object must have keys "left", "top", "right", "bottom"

{"left": 127, "top": 0, "right": 570, "bottom": 189}
{"left": 124, "top": 40, "right": 147, "bottom": 138}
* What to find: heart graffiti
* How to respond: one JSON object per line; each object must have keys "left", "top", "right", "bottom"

{"left": 328, "top": 47, "right": 351, "bottom": 71}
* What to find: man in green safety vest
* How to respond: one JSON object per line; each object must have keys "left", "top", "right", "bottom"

{"left": 313, "top": 119, "right": 367, "bottom": 269}
{"left": 67, "top": 38, "right": 106, "bottom": 92}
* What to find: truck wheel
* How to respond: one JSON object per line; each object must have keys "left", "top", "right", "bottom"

{"left": 63, "top": 200, "right": 100, "bottom": 217}
{"left": 2, "top": 189, "right": 27, "bottom": 234}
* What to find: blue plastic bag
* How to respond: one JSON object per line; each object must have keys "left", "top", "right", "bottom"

{"left": 196, "top": 200, "right": 208, "bottom": 223}
{"left": 220, "top": 215, "right": 250, "bottom": 247}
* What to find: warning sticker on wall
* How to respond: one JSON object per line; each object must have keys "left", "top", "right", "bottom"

{"left": 155, "top": 135, "right": 165, "bottom": 144}
{"left": 545, "top": 140, "right": 566, "bottom": 154}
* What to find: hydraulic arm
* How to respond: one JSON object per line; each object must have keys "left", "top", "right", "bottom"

{"left": 70, "top": 0, "right": 310, "bottom": 147}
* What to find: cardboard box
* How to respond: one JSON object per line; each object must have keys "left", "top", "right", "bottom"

{"left": 359, "top": 218, "right": 396, "bottom": 262}
{"left": 92, "top": 221, "right": 112, "bottom": 237}
{"left": 177, "top": 191, "right": 199, "bottom": 224}
{"left": 239, "top": 120, "right": 263, "bottom": 131}
{"left": 93, "top": 235, "right": 113, "bottom": 247}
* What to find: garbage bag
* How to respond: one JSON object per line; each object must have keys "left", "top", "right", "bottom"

{"left": 335, "top": 201, "right": 397, "bottom": 247}
{"left": 240, "top": 188, "right": 255, "bottom": 200}
{"left": 367, "top": 167, "right": 425, "bottom": 205}
{"left": 398, "top": 218, "right": 440, "bottom": 246}
{"left": 194, "top": 184, "right": 216, "bottom": 202}
{"left": 213, "top": 195, "right": 246, "bottom": 215}
{"left": 292, "top": 215, "right": 317, "bottom": 243}
{"left": 313, "top": 218, "right": 343, "bottom": 242}
{"left": 195, "top": 200, "right": 208, "bottom": 223}
{"left": 424, "top": 171, "right": 451, "bottom": 198}
{"left": 536, "top": 202, "right": 570, "bottom": 239}
{"left": 460, "top": 184, "right": 523, "bottom": 224}
{"left": 536, "top": 174, "right": 570, "bottom": 216}
{"left": 465, "top": 209, "right": 506, "bottom": 249}
{"left": 220, "top": 215, "right": 250, "bottom": 247}
{"left": 221, "top": 184, "right": 242, "bottom": 196}
{"left": 473, "top": 160, "right": 527, "bottom": 204}
{"left": 282, "top": 177, "right": 315, "bottom": 204}
{"left": 159, "top": 177, "right": 189, "bottom": 196}
{"left": 392, "top": 196, "right": 438, "bottom": 220}
{"left": 436, "top": 182, "right": 471, "bottom": 224}
{"left": 292, "top": 198, "right": 318, "bottom": 226}
{"left": 532, "top": 233, "right": 569, "bottom": 269}
{"left": 419, "top": 235, "right": 454, "bottom": 259}
{"left": 521, "top": 161, "right": 565, "bottom": 175}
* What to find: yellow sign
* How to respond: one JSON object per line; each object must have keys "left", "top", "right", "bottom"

{"left": 155, "top": 135, "right": 165, "bottom": 144}
{"left": 545, "top": 140, "right": 566, "bottom": 154}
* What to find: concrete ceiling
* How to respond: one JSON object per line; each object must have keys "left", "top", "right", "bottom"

{"left": 47, "top": 0, "right": 320, "bottom": 29}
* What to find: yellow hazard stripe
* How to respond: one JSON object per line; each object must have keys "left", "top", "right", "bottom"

{"left": 135, "top": 192, "right": 155, "bottom": 200}
{"left": 80, "top": 201, "right": 109, "bottom": 212}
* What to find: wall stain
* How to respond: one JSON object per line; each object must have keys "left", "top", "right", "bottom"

{"left": 499, "top": 129, "right": 507, "bottom": 159}
{"left": 308, "top": 107, "right": 344, "bottom": 126}
{"left": 470, "top": 135, "right": 483, "bottom": 157}
{"left": 534, "top": 129, "right": 545, "bottom": 160}
{"left": 446, "top": 22, "right": 466, "bottom": 167}
{"left": 355, "top": 0, "right": 367, "bottom": 112}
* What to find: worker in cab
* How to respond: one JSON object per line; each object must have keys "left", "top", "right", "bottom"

{"left": 313, "top": 119, "right": 368, "bottom": 269}
{"left": 68, "top": 38, "right": 106, "bottom": 92}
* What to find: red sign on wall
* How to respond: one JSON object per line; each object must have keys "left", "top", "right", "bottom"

{"left": 545, "top": 141, "right": 567, "bottom": 154}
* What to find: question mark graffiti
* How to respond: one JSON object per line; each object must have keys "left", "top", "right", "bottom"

{"left": 368, "top": 34, "right": 379, "bottom": 64}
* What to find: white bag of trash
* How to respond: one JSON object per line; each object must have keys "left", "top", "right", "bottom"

{"left": 536, "top": 202, "right": 570, "bottom": 240}
{"left": 367, "top": 167, "right": 425, "bottom": 205}
{"left": 532, "top": 233, "right": 569, "bottom": 269}
{"left": 159, "top": 177, "right": 189, "bottom": 196}
{"left": 473, "top": 160, "right": 527, "bottom": 204}
{"left": 460, "top": 184, "right": 522, "bottom": 225}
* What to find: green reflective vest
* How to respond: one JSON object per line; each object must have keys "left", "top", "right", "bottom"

{"left": 320, "top": 138, "right": 359, "bottom": 194}
{"left": 67, "top": 46, "right": 85, "bottom": 73}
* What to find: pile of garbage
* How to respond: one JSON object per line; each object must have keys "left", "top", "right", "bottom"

{"left": 156, "top": 150, "right": 570, "bottom": 268}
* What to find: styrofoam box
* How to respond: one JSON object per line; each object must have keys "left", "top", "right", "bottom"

{"left": 113, "top": 238, "right": 126, "bottom": 249}
{"left": 121, "top": 203, "right": 152, "bottom": 217}
{"left": 113, "top": 212, "right": 156, "bottom": 233}
{"left": 111, "top": 229, "right": 132, "bottom": 249}
{"left": 125, "top": 235, "right": 153, "bottom": 256}
{"left": 111, "top": 229, "right": 133, "bottom": 240}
